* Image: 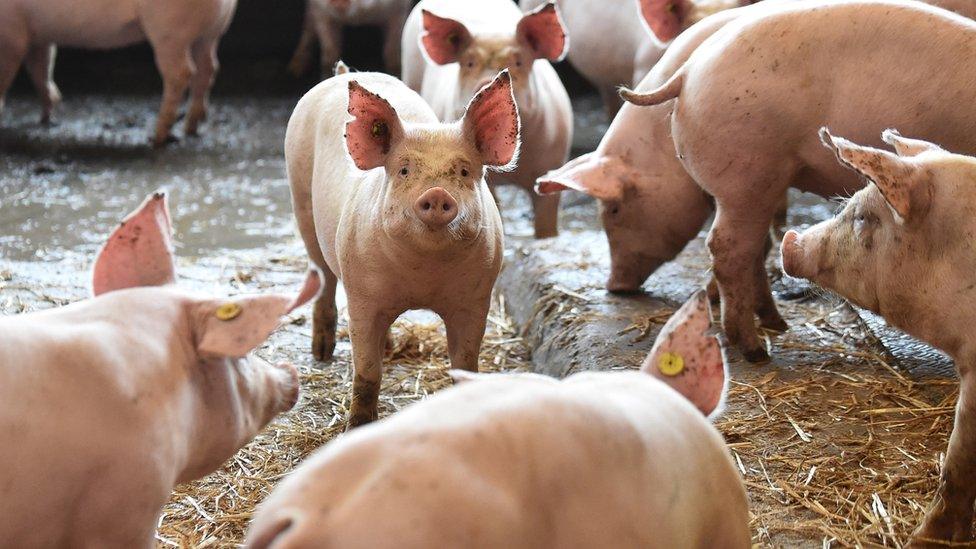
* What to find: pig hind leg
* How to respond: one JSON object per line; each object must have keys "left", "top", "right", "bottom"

{"left": 531, "top": 190, "right": 560, "bottom": 239}
{"left": 288, "top": 1, "right": 317, "bottom": 77}
{"left": 312, "top": 268, "right": 339, "bottom": 361}
{"left": 382, "top": 8, "right": 408, "bottom": 76}
{"left": 311, "top": 8, "right": 343, "bottom": 79}
{"left": 914, "top": 371, "right": 976, "bottom": 543}
{"left": 185, "top": 39, "right": 218, "bottom": 137}
{"left": 149, "top": 42, "right": 194, "bottom": 147}
{"left": 24, "top": 45, "right": 60, "bottom": 125}
{"left": 347, "top": 309, "right": 397, "bottom": 429}
{"left": 0, "top": 29, "right": 29, "bottom": 118}
{"left": 752, "top": 233, "right": 788, "bottom": 332}
{"left": 599, "top": 85, "right": 624, "bottom": 120}
{"left": 708, "top": 200, "right": 784, "bottom": 362}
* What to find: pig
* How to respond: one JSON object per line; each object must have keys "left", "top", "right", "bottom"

{"left": 0, "top": 192, "right": 319, "bottom": 548}
{"left": 0, "top": 0, "right": 237, "bottom": 146}
{"left": 519, "top": 0, "right": 751, "bottom": 117}
{"left": 551, "top": 0, "right": 976, "bottom": 362}
{"left": 401, "top": 0, "right": 572, "bottom": 238}
{"left": 286, "top": 70, "right": 516, "bottom": 428}
{"left": 780, "top": 131, "right": 976, "bottom": 546}
{"left": 244, "top": 290, "right": 749, "bottom": 549}
{"left": 287, "top": 0, "right": 412, "bottom": 78}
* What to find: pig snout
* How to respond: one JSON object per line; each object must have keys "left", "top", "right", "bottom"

{"left": 780, "top": 230, "right": 810, "bottom": 279}
{"left": 414, "top": 187, "right": 459, "bottom": 228}
{"left": 274, "top": 362, "right": 301, "bottom": 413}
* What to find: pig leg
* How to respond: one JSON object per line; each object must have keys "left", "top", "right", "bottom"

{"left": 531, "top": 189, "right": 560, "bottom": 239}
{"left": 914, "top": 370, "right": 976, "bottom": 544}
{"left": 442, "top": 301, "right": 491, "bottom": 372}
{"left": 752, "top": 234, "right": 788, "bottom": 332}
{"left": 311, "top": 9, "right": 343, "bottom": 79}
{"left": 708, "top": 203, "right": 782, "bottom": 362}
{"left": 312, "top": 268, "right": 339, "bottom": 361}
{"left": 184, "top": 39, "right": 218, "bottom": 137}
{"left": 382, "top": 9, "right": 408, "bottom": 75}
{"left": 149, "top": 43, "right": 194, "bottom": 147}
{"left": 347, "top": 309, "right": 396, "bottom": 428}
{"left": 24, "top": 45, "right": 60, "bottom": 125}
{"left": 0, "top": 28, "right": 28, "bottom": 118}
{"left": 599, "top": 85, "right": 624, "bottom": 120}
{"left": 288, "top": 1, "right": 317, "bottom": 77}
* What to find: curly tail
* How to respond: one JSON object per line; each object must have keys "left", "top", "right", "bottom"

{"left": 618, "top": 71, "right": 684, "bottom": 107}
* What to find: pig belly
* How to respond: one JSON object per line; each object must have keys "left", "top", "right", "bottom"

{"left": 20, "top": 0, "right": 144, "bottom": 48}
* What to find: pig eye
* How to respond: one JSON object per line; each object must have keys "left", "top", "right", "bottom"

{"left": 466, "top": 61, "right": 475, "bottom": 68}
{"left": 400, "top": 166, "right": 409, "bottom": 176}
{"left": 460, "top": 167, "right": 469, "bottom": 177}
{"left": 609, "top": 205, "right": 620, "bottom": 215}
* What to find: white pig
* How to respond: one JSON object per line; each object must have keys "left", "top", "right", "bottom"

{"left": 781, "top": 131, "right": 976, "bottom": 546}
{"left": 0, "top": 193, "right": 319, "bottom": 547}
{"left": 519, "top": 0, "right": 751, "bottom": 117}
{"left": 288, "top": 0, "right": 412, "bottom": 77}
{"left": 600, "top": 0, "right": 976, "bottom": 362}
{"left": 245, "top": 290, "right": 749, "bottom": 549}
{"left": 401, "top": 0, "right": 572, "bottom": 238}
{"left": 0, "top": 0, "right": 237, "bottom": 146}
{"left": 286, "top": 70, "right": 516, "bottom": 427}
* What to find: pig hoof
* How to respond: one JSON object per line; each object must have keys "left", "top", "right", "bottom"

{"left": 346, "top": 412, "right": 376, "bottom": 430}
{"left": 742, "top": 346, "right": 771, "bottom": 364}
{"left": 759, "top": 316, "right": 789, "bottom": 333}
{"left": 151, "top": 134, "right": 180, "bottom": 149}
{"left": 311, "top": 337, "right": 336, "bottom": 362}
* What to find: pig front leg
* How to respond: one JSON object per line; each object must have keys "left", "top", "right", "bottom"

{"left": 311, "top": 9, "right": 343, "bottom": 79}
{"left": 312, "top": 268, "right": 339, "bottom": 361}
{"left": 184, "top": 39, "right": 219, "bottom": 137}
{"left": 149, "top": 42, "right": 193, "bottom": 147}
{"left": 913, "top": 368, "right": 976, "bottom": 546}
{"left": 707, "top": 203, "right": 786, "bottom": 362}
{"left": 442, "top": 301, "right": 492, "bottom": 373}
{"left": 347, "top": 308, "right": 396, "bottom": 429}
{"left": 0, "top": 26, "right": 29, "bottom": 118}
{"left": 288, "top": 1, "right": 317, "bottom": 77}
{"left": 24, "top": 45, "right": 60, "bottom": 125}
{"left": 382, "top": 9, "right": 408, "bottom": 76}
{"left": 531, "top": 190, "right": 561, "bottom": 239}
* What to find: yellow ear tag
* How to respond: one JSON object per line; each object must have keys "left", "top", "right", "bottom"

{"left": 658, "top": 352, "right": 685, "bottom": 376}
{"left": 371, "top": 121, "right": 387, "bottom": 138}
{"left": 215, "top": 302, "right": 242, "bottom": 321}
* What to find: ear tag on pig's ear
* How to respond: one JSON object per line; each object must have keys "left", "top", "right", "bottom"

{"left": 658, "top": 351, "right": 685, "bottom": 376}
{"left": 447, "top": 32, "right": 459, "bottom": 47}
{"left": 371, "top": 121, "right": 387, "bottom": 138}
{"left": 215, "top": 302, "right": 243, "bottom": 321}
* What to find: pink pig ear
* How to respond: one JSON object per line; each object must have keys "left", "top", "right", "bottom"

{"left": 820, "top": 127, "right": 929, "bottom": 222}
{"left": 881, "top": 129, "right": 945, "bottom": 157}
{"left": 516, "top": 2, "right": 568, "bottom": 62}
{"left": 641, "top": 290, "right": 728, "bottom": 418}
{"left": 92, "top": 191, "right": 176, "bottom": 297}
{"left": 345, "top": 81, "right": 405, "bottom": 171}
{"left": 195, "top": 269, "right": 323, "bottom": 359}
{"left": 421, "top": 9, "right": 472, "bottom": 65}
{"left": 535, "top": 152, "right": 625, "bottom": 201}
{"left": 637, "top": 0, "right": 691, "bottom": 43}
{"left": 461, "top": 70, "right": 521, "bottom": 169}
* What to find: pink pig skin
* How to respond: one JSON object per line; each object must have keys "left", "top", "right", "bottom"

{"left": 245, "top": 291, "right": 745, "bottom": 549}
{"left": 401, "top": 0, "right": 572, "bottom": 238}
{"left": 0, "top": 193, "right": 318, "bottom": 547}
{"left": 601, "top": 0, "right": 976, "bottom": 362}
{"left": 288, "top": 0, "right": 412, "bottom": 77}
{"left": 286, "top": 71, "right": 515, "bottom": 428}
{"left": 781, "top": 132, "right": 976, "bottom": 545}
{"left": 0, "top": 0, "right": 237, "bottom": 146}
{"left": 519, "top": 0, "right": 749, "bottom": 117}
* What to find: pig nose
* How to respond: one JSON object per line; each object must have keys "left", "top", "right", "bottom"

{"left": 780, "top": 230, "right": 804, "bottom": 278}
{"left": 414, "top": 187, "right": 459, "bottom": 228}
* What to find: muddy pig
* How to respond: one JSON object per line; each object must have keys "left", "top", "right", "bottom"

{"left": 595, "top": 0, "right": 976, "bottom": 362}
{"left": 0, "top": 193, "right": 319, "bottom": 548}
{"left": 519, "top": 0, "right": 751, "bottom": 117}
{"left": 286, "top": 70, "right": 516, "bottom": 428}
{"left": 781, "top": 130, "right": 976, "bottom": 546}
{"left": 288, "top": 0, "right": 412, "bottom": 77}
{"left": 245, "top": 291, "right": 748, "bottom": 549}
{"left": 0, "top": 0, "right": 238, "bottom": 146}
{"left": 401, "top": 0, "right": 571, "bottom": 238}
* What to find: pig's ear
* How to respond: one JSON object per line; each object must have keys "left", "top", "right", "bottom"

{"left": 346, "top": 81, "right": 405, "bottom": 171}
{"left": 194, "top": 269, "right": 323, "bottom": 359}
{"left": 535, "top": 153, "right": 625, "bottom": 201}
{"left": 516, "top": 2, "right": 569, "bottom": 62}
{"left": 461, "top": 70, "right": 521, "bottom": 169}
{"left": 421, "top": 9, "right": 472, "bottom": 65}
{"left": 882, "top": 129, "right": 945, "bottom": 157}
{"left": 92, "top": 191, "right": 177, "bottom": 296}
{"left": 820, "top": 128, "right": 929, "bottom": 221}
{"left": 637, "top": 0, "right": 692, "bottom": 43}
{"left": 641, "top": 290, "right": 728, "bottom": 418}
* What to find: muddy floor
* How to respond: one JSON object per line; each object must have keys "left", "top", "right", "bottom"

{"left": 0, "top": 84, "right": 959, "bottom": 548}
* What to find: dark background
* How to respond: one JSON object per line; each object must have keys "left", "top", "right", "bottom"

{"left": 8, "top": 0, "right": 592, "bottom": 97}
